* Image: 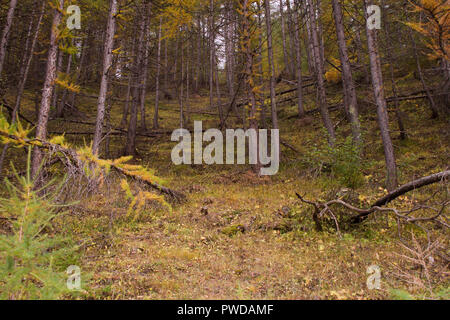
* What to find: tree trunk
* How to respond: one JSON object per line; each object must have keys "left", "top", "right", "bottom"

{"left": 32, "top": 0, "right": 64, "bottom": 178}
{"left": 308, "top": 0, "right": 335, "bottom": 144}
{"left": 154, "top": 17, "right": 162, "bottom": 129}
{"left": 57, "top": 41, "right": 73, "bottom": 118}
{"left": 364, "top": 0, "right": 398, "bottom": 191}
{"left": 209, "top": 0, "right": 215, "bottom": 111}
{"left": 264, "top": 0, "right": 279, "bottom": 129}
{"left": 410, "top": 29, "right": 440, "bottom": 119}
{"left": 285, "top": 0, "right": 297, "bottom": 79}
{"left": 92, "top": 0, "right": 118, "bottom": 156}
{"left": 125, "top": 7, "right": 146, "bottom": 156}
{"left": 331, "top": 0, "right": 362, "bottom": 146}
{"left": 293, "top": 0, "right": 305, "bottom": 119}
{"left": 0, "top": 1, "right": 44, "bottom": 176}
{"left": 382, "top": 1, "right": 406, "bottom": 140}
{"left": 0, "top": 0, "right": 17, "bottom": 78}
{"left": 279, "top": 0, "right": 292, "bottom": 78}
{"left": 139, "top": 5, "right": 152, "bottom": 131}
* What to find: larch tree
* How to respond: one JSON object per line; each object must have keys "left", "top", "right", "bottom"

{"left": 331, "top": 0, "right": 362, "bottom": 146}
{"left": 364, "top": 0, "right": 398, "bottom": 191}
{"left": 92, "top": 0, "right": 118, "bottom": 156}
{"left": 32, "top": 0, "right": 65, "bottom": 177}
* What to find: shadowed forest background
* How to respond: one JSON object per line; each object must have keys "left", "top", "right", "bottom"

{"left": 0, "top": 0, "right": 448, "bottom": 300}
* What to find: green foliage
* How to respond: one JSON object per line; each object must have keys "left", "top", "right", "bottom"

{"left": 0, "top": 148, "right": 78, "bottom": 299}
{"left": 389, "top": 289, "right": 416, "bottom": 300}
{"left": 305, "top": 135, "right": 365, "bottom": 189}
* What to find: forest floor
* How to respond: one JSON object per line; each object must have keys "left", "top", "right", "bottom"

{"left": 2, "top": 82, "right": 449, "bottom": 299}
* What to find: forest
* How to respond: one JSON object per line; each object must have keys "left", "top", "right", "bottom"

{"left": 0, "top": 0, "right": 448, "bottom": 300}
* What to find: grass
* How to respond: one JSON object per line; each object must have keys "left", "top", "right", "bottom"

{"left": 1, "top": 83, "right": 449, "bottom": 300}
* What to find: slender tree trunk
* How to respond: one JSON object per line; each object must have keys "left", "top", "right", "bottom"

{"left": 279, "top": 0, "right": 291, "bottom": 78}
{"left": 293, "top": 0, "right": 305, "bottom": 118}
{"left": 264, "top": 0, "right": 279, "bottom": 129}
{"left": 410, "top": 30, "right": 439, "bottom": 119}
{"left": 125, "top": 8, "right": 146, "bottom": 156}
{"left": 31, "top": 0, "right": 64, "bottom": 178}
{"left": 285, "top": 0, "right": 297, "bottom": 79}
{"left": 315, "top": 0, "right": 325, "bottom": 71}
{"left": 209, "top": 0, "right": 215, "bottom": 111}
{"left": 256, "top": 2, "right": 267, "bottom": 128}
{"left": 92, "top": 0, "right": 118, "bottom": 156}
{"left": 120, "top": 28, "right": 137, "bottom": 127}
{"left": 364, "top": 0, "right": 398, "bottom": 191}
{"left": 57, "top": 41, "right": 73, "bottom": 118}
{"left": 154, "top": 17, "right": 162, "bottom": 129}
{"left": 69, "top": 36, "right": 88, "bottom": 110}
{"left": 302, "top": 0, "right": 316, "bottom": 76}
{"left": 52, "top": 49, "right": 63, "bottom": 112}
{"left": 164, "top": 33, "right": 168, "bottom": 97}
{"left": 120, "top": 72, "right": 132, "bottom": 127}
{"left": 0, "top": 0, "right": 17, "bottom": 78}
{"left": 186, "top": 50, "right": 191, "bottom": 125}
{"left": 382, "top": 1, "right": 406, "bottom": 140}
{"left": 139, "top": 5, "right": 152, "bottom": 131}
{"left": 195, "top": 16, "right": 201, "bottom": 94}
{"left": 0, "top": 1, "right": 44, "bottom": 176}
{"left": 331, "top": 0, "right": 361, "bottom": 146}
{"left": 308, "top": 0, "right": 335, "bottom": 144}
{"left": 179, "top": 30, "right": 185, "bottom": 129}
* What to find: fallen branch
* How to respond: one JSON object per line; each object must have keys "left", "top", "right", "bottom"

{"left": 0, "top": 130, "right": 185, "bottom": 201}
{"left": 295, "top": 170, "right": 449, "bottom": 232}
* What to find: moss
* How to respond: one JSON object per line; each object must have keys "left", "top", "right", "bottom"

{"left": 221, "top": 225, "right": 245, "bottom": 237}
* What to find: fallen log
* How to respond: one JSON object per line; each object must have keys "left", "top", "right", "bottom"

{"left": 296, "top": 170, "right": 449, "bottom": 231}
{"left": 370, "top": 170, "right": 449, "bottom": 209}
{"left": 0, "top": 130, "right": 185, "bottom": 201}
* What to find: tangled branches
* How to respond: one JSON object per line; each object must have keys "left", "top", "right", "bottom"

{"left": 296, "top": 170, "right": 449, "bottom": 241}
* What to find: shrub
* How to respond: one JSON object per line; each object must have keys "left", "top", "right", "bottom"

{"left": 305, "top": 135, "right": 365, "bottom": 189}
{"left": 0, "top": 148, "right": 78, "bottom": 299}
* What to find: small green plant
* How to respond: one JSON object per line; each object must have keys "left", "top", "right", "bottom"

{"left": 0, "top": 148, "right": 78, "bottom": 299}
{"left": 305, "top": 134, "right": 365, "bottom": 189}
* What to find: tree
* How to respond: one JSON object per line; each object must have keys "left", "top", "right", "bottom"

{"left": 264, "top": 0, "right": 279, "bottom": 129}
{"left": 307, "top": 0, "right": 335, "bottom": 144}
{"left": 0, "top": 0, "right": 45, "bottom": 176}
{"left": 0, "top": 0, "right": 18, "bottom": 79}
{"left": 364, "top": 0, "right": 398, "bottom": 191}
{"left": 92, "top": 0, "right": 118, "bottom": 156}
{"left": 32, "top": 0, "right": 64, "bottom": 178}
{"left": 331, "top": 0, "right": 362, "bottom": 146}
